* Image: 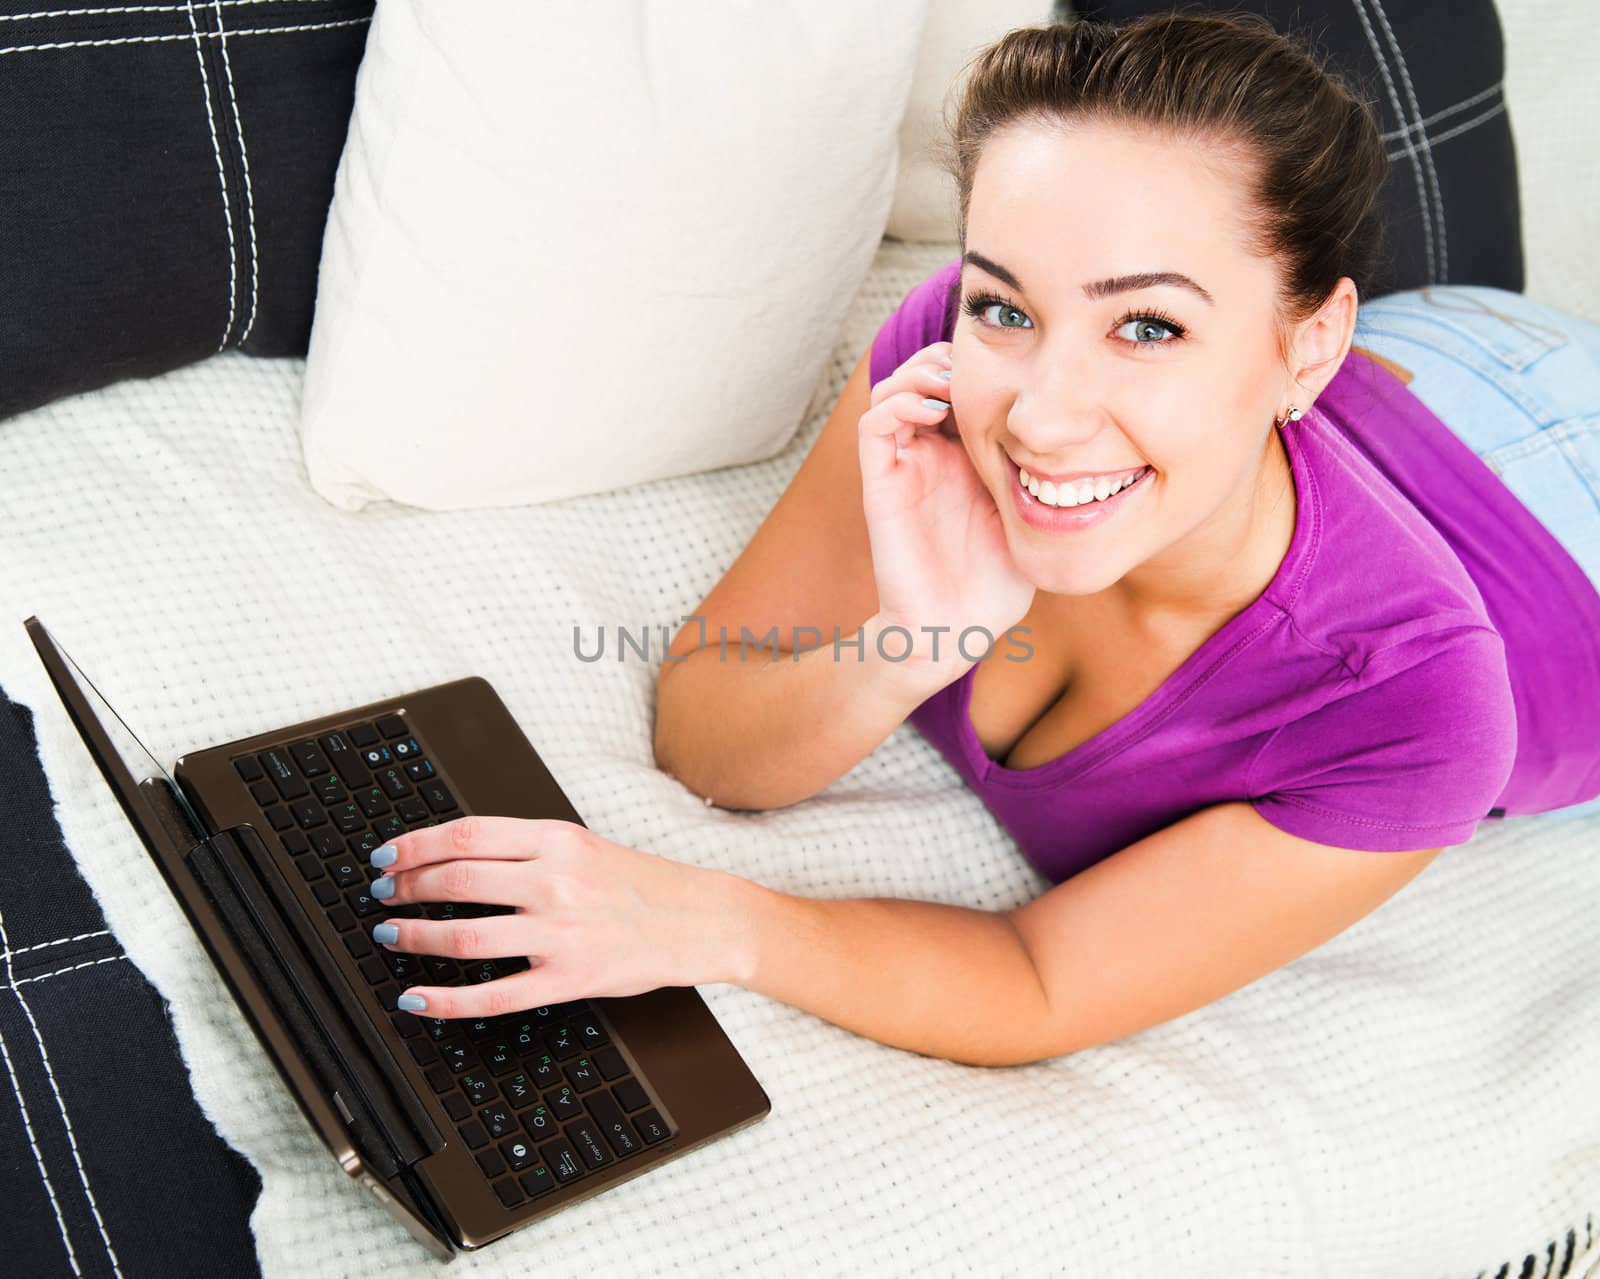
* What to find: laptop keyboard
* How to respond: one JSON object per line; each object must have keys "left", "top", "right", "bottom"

{"left": 230, "top": 712, "right": 673, "bottom": 1210}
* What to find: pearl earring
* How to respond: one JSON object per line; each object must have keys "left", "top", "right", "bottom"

{"left": 1276, "top": 405, "right": 1303, "bottom": 426}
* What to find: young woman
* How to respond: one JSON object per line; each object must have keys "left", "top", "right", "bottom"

{"left": 366, "top": 14, "right": 1600, "bottom": 1066}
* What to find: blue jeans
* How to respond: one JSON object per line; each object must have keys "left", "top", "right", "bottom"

{"left": 1352, "top": 286, "right": 1600, "bottom": 822}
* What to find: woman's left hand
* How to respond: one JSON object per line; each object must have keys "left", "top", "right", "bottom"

{"left": 366, "top": 815, "right": 748, "bottom": 1018}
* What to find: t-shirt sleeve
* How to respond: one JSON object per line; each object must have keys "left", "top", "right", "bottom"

{"left": 868, "top": 257, "right": 964, "bottom": 390}
{"left": 1247, "top": 626, "right": 1519, "bottom": 851}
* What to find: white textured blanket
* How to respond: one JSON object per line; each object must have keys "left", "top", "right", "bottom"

{"left": 1, "top": 239, "right": 1596, "bottom": 1278}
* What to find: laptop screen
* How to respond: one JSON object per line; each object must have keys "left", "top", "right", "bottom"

{"left": 29, "top": 619, "right": 210, "bottom": 845}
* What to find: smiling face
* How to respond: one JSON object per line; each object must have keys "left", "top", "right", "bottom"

{"left": 952, "top": 118, "right": 1351, "bottom": 616}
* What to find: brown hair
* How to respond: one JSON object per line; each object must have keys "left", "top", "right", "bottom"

{"left": 933, "top": 8, "right": 1391, "bottom": 365}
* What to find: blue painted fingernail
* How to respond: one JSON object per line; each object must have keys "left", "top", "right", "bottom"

{"left": 937, "top": 369, "right": 952, "bottom": 380}
{"left": 372, "top": 923, "right": 399, "bottom": 944}
{"left": 922, "top": 397, "right": 949, "bottom": 409}
{"left": 370, "top": 844, "right": 398, "bottom": 868}
{"left": 371, "top": 876, "right": 395, "bottom": 899}
{"left": 397, "top": 993, "right": 427, "bottom": 1012}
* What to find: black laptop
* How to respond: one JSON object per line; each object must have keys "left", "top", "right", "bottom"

{"left": 23, "top": 616, "right": 769, "bottom": 1261}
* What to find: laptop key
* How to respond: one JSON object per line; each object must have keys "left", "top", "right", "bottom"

{"left": 233, "top": 756, "right": 265, "bottom": 783}
{"left": 376, "top": 714, "right": 410, "bottom": 740}
{"left": 392, "top": 736, "right": 422, "bottom": 758}
{"left": 584, "top": 1090, "right": 640, "bottom": 1157}
{"left": 280, "top": 829, "right": 311, "bottom": 856}
{"left": 563, "top": 1058, "right": 599, "bottom": 1092}
{"left": 404, "top": 759, "right": 436, "bottom": 782}
{"left": 330, "top": 803, "right": 366, "bottom": 834}
{"left": 358, "top": 956, "right": 388, "bottom": 986}
{"left": 492, "top": 1177, "right": 523, "bottom": 1208}
{"left": 346, "top": 887, "right": 382, "bottom": 918}
{"left": 312, "top": 882, "right": 340, "bottom": 908}
{"left": 422, "top": 956, "right": 460, "bottom": 983}
{"left": 420, "top": 781, "right": 458, "bottom": 814}
{"left": 546, "top": 1087, "right": 581, "bottom": 1122}
{"left": 344, "top": 932, "right": 373, "bottom": 960}
{"left": 475, "top": 1149, "right": 506, "bottom": 1179}
{"left": 258, "top": 749, "right": 309, "bottom": 800}
{"left": 565, "top": 1118, "right": 612, "bottom": 1169}
{"left": 458, "top": 1120, "right": 488, "bottom": 1150}
{"left": 632, "top": 1109, "right": 669, "bottom": 1144}
{"left": 264, "top": 806, "right": 295, "bottom": 832}
{"left": 348, "top": 723, "right": 380, "bottom": 748}
{"left": 501, "top": 1073, "right": 538, "bottom": 1107}
{"left": 354, "top": 787, "right": 389, "bottom": 819}
{"left": 397, "top": 797, "right": 429, "bottom": 824}
{"left": 425, "top": 1065, "right": 455, "bottom": 1096}
{"left": 499, "top": 1136, "right": 538, "bottom": 1171}
{"left": 593, "top": 1047, "right": 628, "bottom": 1082}
{"left": 375, "top": 767, "right": 410, "bottom": 800}
{"left": 391, "top": 1011, "right": 424, "bottom": 1040}
{"left": 479, "top": 1104, "right": 517, "bottom": 1138}
{"left": 291, "top": 799, "right": 326, "bottom": 830}
{"left": 294, "top": 855, "right": 325, "bottom": 883}
{"left": 360, "top": 744, "right": 394, "bottom": 769}
{"left": 527, "top": 1054, "right": 560, "bottom": 1089}
{"left": 312, "top": 776, "right": 345, "bottom": 807}
{"left": 329, "top": 858, "right": 365, "bottom": 888}
{"left": 521, "top": 1106, "right": 556, "bottom": 1140}
{"left": 373, "top": 814, "right": 405, "bottom": 841}
{"left": 327, "top": 906, "right": 357, "bottom": 934}
{"left": 409, "top": 1039, "right": 439, "bottom": 1068}
{"left": 485, "top": 1042, "right": 517, "bottom": 1075}
{"left": 249, "top": 780, "right": 278, "bottom": 807}
{"left": 289, "top": 740, "right": 332, "bottom": 778}
{"left": 460, "top": 1073, "right": 496, "bottom": 1106}
{"left": 442, "top": 1093, "right": 470, "bottom": 1121}
{"left": 611, "top": 1077, "right": 650, "bottom": 1113}
{"left": 319, "top": 731, "right": 371, "bottom": 787}
{"left": 518, "top": 1166, "right": 555, "bottom": 1199}
{"left": 539, "top": 1139, "right": 584, "bottom": 1184}
{"left": 438, "top": 1041, "right": 473, "bottom": 1073}
{"left": 312, "top": 828, "right": 345, "bottom": 858}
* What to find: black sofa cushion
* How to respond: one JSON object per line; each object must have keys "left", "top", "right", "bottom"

{"left": 0, "top": 0, "right": 374, "bottom": 422}
{"left": 1064, "top": 0, "right": 1522, "bottom": 299}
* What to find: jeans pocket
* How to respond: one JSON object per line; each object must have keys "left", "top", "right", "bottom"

{"left": 1354, "top": 287, "right": 1597, "bottom": 455}
{"left": 1478, "top": 413, "right": 1600, "bottom": 589}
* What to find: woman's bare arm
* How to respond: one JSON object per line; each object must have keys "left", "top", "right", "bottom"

{"left": 653, "top": 348, "right": 946, "bottom": 809}
{"left": 712, "top": 801, "right": 1443, "bottom": 1065}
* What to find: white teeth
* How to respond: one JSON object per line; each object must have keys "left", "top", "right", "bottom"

{"left": 1022, "top": 465, "right": 1146, "bottom": 508}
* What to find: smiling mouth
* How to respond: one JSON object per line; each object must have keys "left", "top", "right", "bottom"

{"left": 1013, "top": 460, "right": 1152, "bottom": 508}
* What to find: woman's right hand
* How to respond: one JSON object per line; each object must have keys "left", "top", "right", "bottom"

{"left": 858, "top": 341, "right": 1036, "bottom": 681}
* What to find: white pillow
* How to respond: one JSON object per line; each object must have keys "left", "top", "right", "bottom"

{"left": 300, "top": 0, "right": 929, "bottom": 511}
{"left": 1497, "top": 0, "right": 1600, "bottom": 324}
{"left": 886, "top": 0, "right": 1057, "bottom": 242}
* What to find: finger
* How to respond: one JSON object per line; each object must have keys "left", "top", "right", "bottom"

{"left": 371, "top": 911, "right": 535, "bottom": 962}
{"left": 370, "top": 857, "right": 529, "bottom": 909}
{"left": 393, "top": 966, "right": 567, "bottom": 1020}
{"left": 870, "top": 347, "right": 953, "bottom": 408}
{"left": 858, "top": 392, "right": 952, "bottom": 484}
{"left": 370, "top": 813, "right": 568, "bottom": 873}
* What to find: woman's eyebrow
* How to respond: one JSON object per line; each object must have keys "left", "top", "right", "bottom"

{"left": 962, "top": 250, "right": 1215, "bottom": 307}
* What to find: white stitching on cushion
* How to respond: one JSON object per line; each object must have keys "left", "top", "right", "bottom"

{"left": 185, "top": 0, "right": 237, "bottom": 353}
{"left": 0, "top": 907, "right": 122, "bottom": 1276}
{"left": 1351, "top": 0, "right": 1436, "bottom": 284}
{"left": 0, "top": 16, "right": 372, "bottom": 54}
{"left": 1380, "top": 80, "right": 1502, "bottom": 143}
{"left": 213, "top": 0, "right": 259, "bottom": 344}
{"left": 1366, "top": 0, "right": 1449, "bottom": 283}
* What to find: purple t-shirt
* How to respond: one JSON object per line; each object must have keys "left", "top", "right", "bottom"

{"left": 869, "top": 258, "right": 1600, "bottom": 881}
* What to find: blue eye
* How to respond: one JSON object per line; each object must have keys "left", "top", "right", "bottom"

{"left": 961, "top": 289, "right": 1187, "bottom": 349}
{"left": 1113, "top": 311, "right": 1185, "bottom": 346}
{"left": 962, "top": 290, "right": 1031, "bottom": 330}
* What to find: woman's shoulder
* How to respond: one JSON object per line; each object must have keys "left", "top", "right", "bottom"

{"left": 869, "top": 257, "right": 963, "bottom": 388}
